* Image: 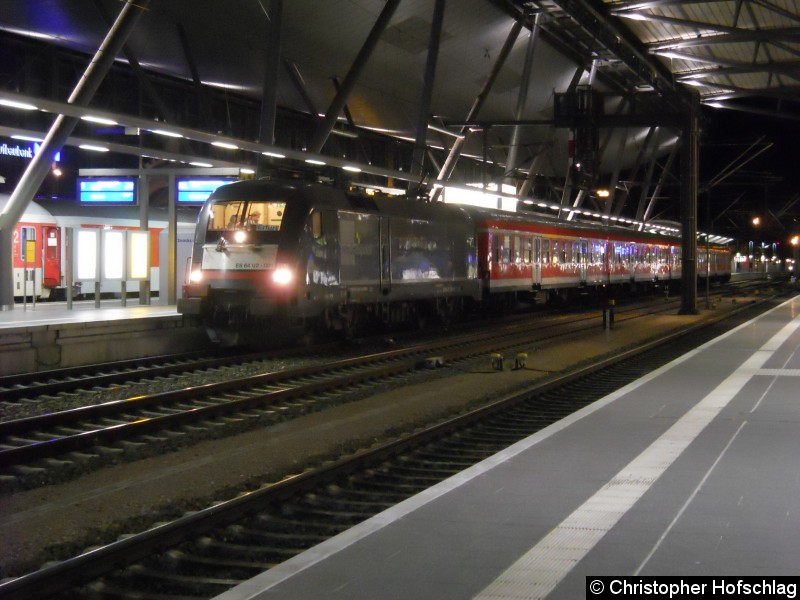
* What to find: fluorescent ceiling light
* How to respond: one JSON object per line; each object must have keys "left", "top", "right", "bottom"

{"left": 79, "top": 144, "right": 109, "bottom": 152}
{"left": 240, "top": 168, "right": 255, "bottom": 174}
{"left": 151, "top": 129, "right": 183, "bottom": 138}
{"left": 190, "top": 161, "right": 213, "bottom": 167}
{"left": 342, "top": 165, "right": 361, "bottom": 172}
{"left": 11, "top": 134, "right": 43, "bottom": 142}
{"left": 82, "top": 115, "right": 118, "bottom": 125}
{"left": 0, "top": 98, "right": 38, "bottom": 110}
{"left": 305, "top": 159, "right": 326, "bottom": 165}
{"left": 262, "top": 151, "right": 285, "bottom": 158}
{"left": 212, "top": 141, "right": 238, "bottom": 150}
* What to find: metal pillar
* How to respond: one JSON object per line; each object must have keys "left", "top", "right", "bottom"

{"left": 506, "top": 12, "right": 541, "bottom": 185}
{"left": 411, "top": 0, "right": 446, "bottom": 180}
{"left": 259, "top": 0, "right": 283, "bottom": 147}
{"left": 0, "top": 0, "right": 149, "bottom": 310}
{"left": 138, "top": 174, "right": 150, "bottom": 305}
{"left": 308, "top": 0, "right": 401, "bottom": 154}
{"left": 435, "top": 16, "right": 524, "bottom": 190}
{"left": 561, "top": 59, "right": 597, "bottom": 220}
{"left": 679, "top": 94, "right": 700, "bottom": 315}
{"left": 167, "top": 174, "right": 177, "bottom": 305}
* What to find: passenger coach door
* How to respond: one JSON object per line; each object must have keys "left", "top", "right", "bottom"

{"left": 579, "top": 240, "right": 588, "bottom": 285}
{"left": 380, "top": 217, "right": 391, "bottom": 296}
{"left": 532, "top": 237, "right": 541, "bottom": 287}
{"left": 43, "top": 226, "right": 61, "bottom": 287}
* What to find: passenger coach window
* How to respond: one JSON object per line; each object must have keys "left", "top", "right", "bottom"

{"left": 523, "top": 238, "right": 532, "bottom": 264}
{"left": 19, "top": 227, "right": 35, "bottom": 261}
{"left": 502, "top": 235, "right": 511, "bottom": 263}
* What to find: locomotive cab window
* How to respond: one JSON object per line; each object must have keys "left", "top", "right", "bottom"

{"left": 206, "top": 199, "right": 287, "bottom": 240}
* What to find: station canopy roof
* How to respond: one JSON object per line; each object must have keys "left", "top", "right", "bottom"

{"left": 0, "top": 0, "right": 798, "bottom": 239}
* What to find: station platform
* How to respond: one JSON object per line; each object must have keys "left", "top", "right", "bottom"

{"left": 217, "top": 294, "right": 800, "bottom": 600}
{"left": 0, "top": 300, "right": 210, "bottom": 375}
{"left": 0, "top": 299, "right": 178, "bottom": 330}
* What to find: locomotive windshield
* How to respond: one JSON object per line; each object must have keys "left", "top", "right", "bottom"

{"left": 206, "top": 199, "right": 287, "bottom": 239}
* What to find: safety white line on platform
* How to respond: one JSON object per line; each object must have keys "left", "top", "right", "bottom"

{"left": 472, "top": 307, "right": 800, "bottom": 600}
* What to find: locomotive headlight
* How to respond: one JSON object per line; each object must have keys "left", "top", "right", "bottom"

{"left": 234, "top": 230, "right": 247, "bottom": 244}
{"left": 272, "top": 265, "right": 293, "bottom": 286}
{"left": 189, "top": 269, "right": 203, "bottom": 283}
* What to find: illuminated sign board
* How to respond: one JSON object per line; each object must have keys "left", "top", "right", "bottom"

{"left": 79, "top": 178, "right": 136, "bottom": 204}
{"left": 0, "top": 139, "right": 60, "bottom": 161}
{"left": 177, "top": 178, "right": 234, "bottom": 204}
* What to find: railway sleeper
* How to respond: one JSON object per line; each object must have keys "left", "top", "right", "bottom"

{"left": 193, "top": 537, "right": 299, "bottom": 560}
{"left": 161, "top": 549, "right": 273, "bottom": 573}
{"left": 101, "top": 565, "right": 239, "bottom": 595}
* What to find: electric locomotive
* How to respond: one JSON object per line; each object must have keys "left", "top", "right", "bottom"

{"left": 178, "top": 178, "right": 480, "bottom": 343}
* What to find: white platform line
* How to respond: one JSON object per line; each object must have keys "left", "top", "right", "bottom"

{"left": 472, "top": 311, "right": 800, "bottom": 600}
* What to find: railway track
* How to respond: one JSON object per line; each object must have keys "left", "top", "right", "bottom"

{"left": 0, "top": 296, "right": 690, "bottom": 492}
{"left": 1, "top": 278, "right": 766, "bottom": 405}
{"left": 0, "top": 291, "right": 785, "bottom": 600}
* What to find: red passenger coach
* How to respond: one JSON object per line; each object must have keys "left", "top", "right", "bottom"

{"left": 8, "top": 200, "right": 62, "bottom": 299}
{"left": 474, "top": 212, "right": 709, "bottom": 305}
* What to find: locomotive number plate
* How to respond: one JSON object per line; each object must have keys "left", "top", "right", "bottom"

{"left": 202, "top": 244, "right": 278, "bottom": 271}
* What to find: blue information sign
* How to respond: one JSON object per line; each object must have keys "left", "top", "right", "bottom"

{"left": 177, "top": 178, "right": 234, "bottom": 203}
{"left": 79, "top": 178, "right": 136, "bottom": 204}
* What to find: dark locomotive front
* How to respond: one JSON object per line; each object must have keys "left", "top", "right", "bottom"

{"left": 179, "top": 179, "right": 481, "bottom": 343}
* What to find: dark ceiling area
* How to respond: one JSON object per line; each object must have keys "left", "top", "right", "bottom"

{"left": 0, "top": 0, "right": 798, "bottom": 246}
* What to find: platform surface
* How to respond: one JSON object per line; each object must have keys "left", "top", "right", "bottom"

{"left": 216, "top": 295, "right": 800, "bottom": 600}
{"left": 0, "top": 300, "right": 179, "bottom": 331}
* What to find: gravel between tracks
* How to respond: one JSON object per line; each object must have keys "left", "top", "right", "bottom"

{"left": 0, "top": 299, "right": 752, "bottom": 579}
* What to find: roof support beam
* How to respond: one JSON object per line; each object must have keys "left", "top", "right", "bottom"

{"left": 411, "top": 0, "right": 445, "bottom": 180}
{"left": 283, "top": 60, "right": 320, "bottom": 116}
{"left": 91, "top": 0, "right": 173, "bottom": 124}
{"left": 542, "top": 0, "right": 682, "bottom": 102}
{"left": 0, "top": 0, "right": 150, "bottom": 311}
{"left": 506, "top": 12, "right": 542, "bottom": 186}
{"left": 649, "top": 28, "right": 800, "bottom": 52}
{"left": 635, "top": 129, "right": 661, "bottom": 222}
{"left": 259, "top": 0, "right": 283, "bottom": 147}
{"left": 176, "top": 22, "right": 215, "bottom": 129}
{"left": 642, "top": 141, "right": 679, "bottom": 223}
{"left": 308, "top": 0, "right": 401, "bottom": 154}
{"left": 257, "top": 0, "right": 283, "bottom": 176}
{"left": 435, "top": 16, "right": 524, "bottom": 190}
